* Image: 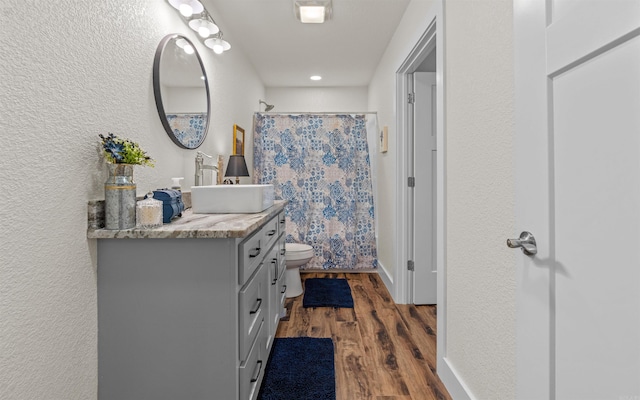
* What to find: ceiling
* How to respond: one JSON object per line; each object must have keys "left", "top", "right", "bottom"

{"left": 204, "top": 0, "right": 411, "bottom": 88}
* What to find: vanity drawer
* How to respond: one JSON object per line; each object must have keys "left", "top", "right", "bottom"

{"left": 262, "top": 217, "right": 279, "bottom": 253}
{"left": 239, "top": 227, "right": 264, "bottom": 285}
{"left": 239, "top": 320, "right": 265, "bottom": 400}
{"left": 266, "top": 245, "right": 279, "bottom": 287}
{"left": 238, "top": 262, "right": 266, "bottom": 362}
{"left": 277, "top": 211, "right": 286, "bottom": 237}
{"left": 277, "top": 235, "right": 286, "bottom": 279}
{"left": 266, "top": 244, "right": 280, "bottom": 350}
{"left": 278, "top": 271, "right": 287, "bottom": 318}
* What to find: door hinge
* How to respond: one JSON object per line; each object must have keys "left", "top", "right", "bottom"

{"left": 408, "top": 260, "right": 415, "bottom": 271}
{"left": 408, "top": 177, "right": 415, "bottom": 187}
{"left": 408, "top": 93, "right": 415, "bottom": 104}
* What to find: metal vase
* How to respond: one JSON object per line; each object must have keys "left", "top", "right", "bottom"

{"left": 104, "top": 163, "right": 136, "bottom": 229}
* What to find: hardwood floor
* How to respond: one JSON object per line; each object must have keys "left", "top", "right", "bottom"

{"left": 275, "top": 272, "right": 452, "bottom": 400}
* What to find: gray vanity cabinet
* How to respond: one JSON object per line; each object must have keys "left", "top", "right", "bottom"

{"left": 96, "top": 211, "right": 286, "bottom": 400}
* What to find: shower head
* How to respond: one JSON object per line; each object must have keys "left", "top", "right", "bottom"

{"left": 259, "top": 100, "right": 275, "bottom": 112}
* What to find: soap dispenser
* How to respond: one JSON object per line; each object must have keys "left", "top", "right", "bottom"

{"left": 171, "top": 177, "right": 184, "bottom": 191}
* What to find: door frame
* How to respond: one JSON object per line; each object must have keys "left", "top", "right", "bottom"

{"left": 513, "top": 1, "right": 553, "bottom": 397}
{"left": 395, "top": 7, "right": 470, "bottom": 398}
{"left": 395, "top": 16, "right": 438, "bottom": 306}
{"left": 411, "top": 71, "right": 438, "bottom": 305}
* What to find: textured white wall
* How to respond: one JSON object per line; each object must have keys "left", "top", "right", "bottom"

{"left": 444, "top": 0, "right": 516, "bottom": 398}
{"left": 0, "top": 1, "right": 263, "bottom": 399}
{"left": 265, "top": 87, "right": 368, "bottom": 112}
{"left": 368, "top": 0, "right": 438, "bottom": 295}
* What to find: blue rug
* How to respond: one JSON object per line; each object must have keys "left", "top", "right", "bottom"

{"left": 258, "top": 337, "right": 335, "bottom": 400}
{"left": 303, "top": 278, "right": 354, "bottom": 308}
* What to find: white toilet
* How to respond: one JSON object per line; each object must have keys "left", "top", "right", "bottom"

{"left": 284, "top": 243, "right": 314, "bottom": 298}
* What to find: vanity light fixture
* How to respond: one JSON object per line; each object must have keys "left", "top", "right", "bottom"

{"left": 175, "top": 38, "right": 195, "bottom": 54}
{"left": 294, "top": 0, "right": 332, "bottom": 23}
{"left": 166, "top": 0, "right": 231, "bottom": 55}
{"left": 204, "top": 32, "right": 231, "bottom": 54}
{"left": 168, "top": 0, "right": 204, "bottom": 17}
{"left": 188, "top": 16, "right": 219, "bottom": 38}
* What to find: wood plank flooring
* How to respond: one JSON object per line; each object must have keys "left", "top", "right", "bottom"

{"left": 276, "top": 272, "right": 452, "bottom": 400}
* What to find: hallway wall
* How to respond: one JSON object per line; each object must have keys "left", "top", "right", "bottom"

{"left": 370, "top": 0, "right": 517, "bottom": 398}
{"left": 265, "top": 87, "right": 368, "bottom": 112}
{"left": 445, "top": 0, "right": 517, "bottom": 398}
{"left": 0, "top": 2, "right": 264, "bottom": 398}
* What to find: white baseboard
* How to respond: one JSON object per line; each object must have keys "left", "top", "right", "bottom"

{"left": 438, "top": 357, "right": 475, "bottom": 400}
{"left": 376, "top": 260, "right": 397, "bottom": 301}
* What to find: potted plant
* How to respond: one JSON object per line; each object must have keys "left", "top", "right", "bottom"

{"left": 99, "top": 133, "right": 154, "bottom": 229}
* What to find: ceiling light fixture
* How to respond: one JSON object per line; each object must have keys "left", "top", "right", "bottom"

{"left": 294, "top": 0, "right": 332, "bottom": 24}
{"left": 310, "top": 75, "right": 322, "bottom": 81}
{"left": 168, "top": 0, "right": 204, "bottom": 17}
{"left": 204, "top": 32, "right": 231, "bottom": 54}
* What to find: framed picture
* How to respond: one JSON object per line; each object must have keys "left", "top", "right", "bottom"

{"left": 233, "top": 124, "right": 245, "bottom": 155}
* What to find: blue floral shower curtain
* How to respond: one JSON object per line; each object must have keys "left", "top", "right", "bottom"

{"left": 254, "top": 114, "right": 377, "bottom": 270}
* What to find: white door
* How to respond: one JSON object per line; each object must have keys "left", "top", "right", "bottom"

{"left": 413, "top": 72, "right": 437, "bottom": 305}
{"left": 514, "top": 1, "right": 640, "bottom": 398}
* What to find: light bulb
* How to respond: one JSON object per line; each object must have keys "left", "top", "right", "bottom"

{"left": 212, "top": 43, "right": 224, "bottom": 54}
{"left": 179, "top": 3, "right": 193, "bottom": 17}
{"left": 184, "top": 44, "right": 195, "bottom": 54}
{"left": 198, "top": 26, "right": 210, "bottom": 38}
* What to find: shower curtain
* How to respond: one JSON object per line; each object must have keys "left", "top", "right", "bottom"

{"left": 254, "top": 113, "right": 377, "bottom": 270}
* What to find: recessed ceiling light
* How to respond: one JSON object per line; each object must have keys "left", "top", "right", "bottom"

{"left": 294, "top": 0, "right": 332, "bottom": 24}
{"left": 310, "top": 75, "right": 322, "bottom": 81}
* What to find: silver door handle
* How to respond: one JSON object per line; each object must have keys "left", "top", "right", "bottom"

{"left": 507, "top": 231, "right": 537, "bottom": 255}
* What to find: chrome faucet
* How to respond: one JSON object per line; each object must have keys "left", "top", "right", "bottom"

{"left": 195, "top": 151, "right": 218, "bottom": 186}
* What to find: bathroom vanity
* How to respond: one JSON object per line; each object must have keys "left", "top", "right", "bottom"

{"left": 88, "top": 201, "right": 287, "bottom": 400}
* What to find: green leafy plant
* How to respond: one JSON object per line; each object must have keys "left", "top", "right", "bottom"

{"left": 99, "top": 133, "right": 155, "bottom": 167}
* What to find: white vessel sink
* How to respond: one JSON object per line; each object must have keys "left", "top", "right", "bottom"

{"left": 190, "top": 184, "right": 275, "bottom": 214}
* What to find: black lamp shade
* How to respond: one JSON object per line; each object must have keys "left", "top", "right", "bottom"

{"left": 225, "top": 155, "right": 250, "bottom": 178}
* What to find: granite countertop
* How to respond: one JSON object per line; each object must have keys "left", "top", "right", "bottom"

{"left": 87, "top": 201, "right": 286, "bottom": 239}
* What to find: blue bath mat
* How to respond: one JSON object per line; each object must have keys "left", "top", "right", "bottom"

{"left": 258, "top": 337, "right": 335, "bottom": 400}
{"left": 303, "top": 278, "right": 354, "bottom": 308}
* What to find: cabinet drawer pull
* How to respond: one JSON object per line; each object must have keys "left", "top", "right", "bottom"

{"left": 249, "top": 247, "right": 261, "bottom": 258}
{"left": 250, "top": 360, "right": 263, "bottom": 383}
{"left": 266, "top": 229, "right": 276, "bottom": 237}
{"left": 280, "top": 218, "right": 285, "bottom": 224}
{"left": 281, "top": 285, "right": 287, "bottom": 294}
{"left": 280, "top": 248, "right": 286, "bottom": 256}
{"left": 249, "top": 298, "right": 262, "bottom": 314}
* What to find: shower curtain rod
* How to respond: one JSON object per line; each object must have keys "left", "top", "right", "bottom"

{"left": 256, "top": 111, "right": 377, "bottom": 115}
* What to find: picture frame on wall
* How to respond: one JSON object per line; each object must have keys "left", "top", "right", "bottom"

{"left": 233, "top": 124, "right": 245, "bottom": 155}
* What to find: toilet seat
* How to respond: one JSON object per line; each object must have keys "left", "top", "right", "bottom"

{"left": 285, "top": 243, "right": 313, "bottom": 261}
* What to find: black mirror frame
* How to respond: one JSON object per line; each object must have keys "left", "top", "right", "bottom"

{"left": 153, "top": 34, "right": 210, "bottom": 149}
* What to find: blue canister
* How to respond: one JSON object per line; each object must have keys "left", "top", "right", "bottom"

{"left": 145, "top": 189, "right": 184, "bottom": 223}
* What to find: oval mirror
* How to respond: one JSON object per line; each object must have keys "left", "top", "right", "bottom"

{"left": 153, "top": 34, "right": 210, "bottom": 149}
